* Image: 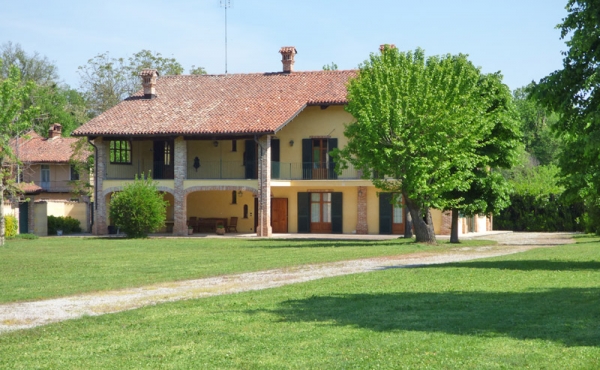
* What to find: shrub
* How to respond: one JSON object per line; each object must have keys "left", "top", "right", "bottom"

{"left": 109, "top": 174, "right": 167, "bottom": 238}
{"left": 4, "top": 215, "right": 18, "bottom": 237}
{"left": 47, "top": 216, "right": 82, "bottom": 235}
{"left": 9, "top": 233, "right": 38, "bottom": 240}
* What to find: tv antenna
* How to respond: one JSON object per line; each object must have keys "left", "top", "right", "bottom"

{"left": 220, "top": 0, "right": 233, "bottom": 74}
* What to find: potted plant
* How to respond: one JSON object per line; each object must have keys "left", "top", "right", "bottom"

{"left": 216, "top": 224, "right": 225, "bottom": 235}
{"left": 188, "top": 226, "right": 193, "bottom": 235}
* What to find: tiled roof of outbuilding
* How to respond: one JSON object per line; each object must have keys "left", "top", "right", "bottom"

{"left": 12, "top": 131, "right": 90, "bottom": 163}
{"left": 72, "top": 70, "right": 356, "bottom": 137}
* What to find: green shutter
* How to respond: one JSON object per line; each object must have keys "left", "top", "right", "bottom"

{"left": 271, "top": 139, "right": 280, "bottom": 179}
{"left": 379, "top": 193, "right": 392, "bottom": 234}
{"left": 328, "top": 138, "right": 338, "bottom": 179}
{"left": 297, "top": 192, "right": 310, "bottom": 233}
{"left": 244, "top": 140, "right": 256, "bottom": 179}
{"left": 302, "top": 139, "right": 312, "bottom": 179}
{"left": 332, "top": 192, "right": 343, "bottom": 234}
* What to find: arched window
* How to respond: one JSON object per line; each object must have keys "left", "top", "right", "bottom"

{"left": 232, "top": 190, "right": 237, "bottom": 204}
{"left": 243, "top": 204, "right": 248, "bottom": 218}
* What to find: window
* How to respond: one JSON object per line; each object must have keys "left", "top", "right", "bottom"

{"left": 232, "top": 190, "right": 237, "bottom": 204}
{"left": 109, "top": 140, "right": 131, "bottom": 164}
{"left": 310, "top": 193, "right": 332, "bottom": 223}
{"left": 243, "top": 204, "right": 248, "bottom": 218}
{"left": 70, "top": 165, "right": 80, "bottom": 181}
{"left": 232, "top": 140, "right": 237, "bottom": 152}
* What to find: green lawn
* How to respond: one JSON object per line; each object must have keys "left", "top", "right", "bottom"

{"left": 0, "top": 236, "right": 490, "bottom": 303}
{"left": 1, "top": 235, "right": 598, "bottom": 369}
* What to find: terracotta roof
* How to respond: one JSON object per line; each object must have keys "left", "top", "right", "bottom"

{"left": 12, "top": 131, "right": 90, "bottom": 163}
{"left": 17, "top": 182, "right": 43, "bottom": 195}
{"left": 72, "top": 70, "right": 357, "bottom": 137}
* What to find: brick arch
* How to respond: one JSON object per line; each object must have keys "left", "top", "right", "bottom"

{"left": 102, "top": 186, "right": 176, "bottom": 198}
{"left": 183, "top": 185, "right": 258, "bottom": 198}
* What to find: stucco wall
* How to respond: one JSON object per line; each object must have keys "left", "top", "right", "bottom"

{"left": 186, "top": 190, "right": 255, "bottom": 233}
{"left": 33, "top": 201, "right": 48, "bottom": 236}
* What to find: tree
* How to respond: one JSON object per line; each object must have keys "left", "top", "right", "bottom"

{"left": 444, "top": 72, "right": 521, "bottom": 242}
{"left": 322, "top": 62, "right": 338, "bottom": 71}
{"left": 109, "top": 174, "right": 168, "bottom": 238}
{"left": 29, "top": 84, "right": 90, "bottom": 137}
{"left": 532, "top": 0, "right": 600, "bottom": 233}
{"left": 335, "top": 47, "right": 493, "bottom": 243}
{"left": 0, "top": 60, "right": 39, "bottom": 246}
{"left": 0, "top": 42, "right": 59, "bottom": 85}
{"left": 78, "top": 50, "right": 186, "bottom": 116}
{"left": 189, "top": 65, "right": 207, "bottom": 75}
{"left": 513, "top": 85, "right": 560, "bottom": 166}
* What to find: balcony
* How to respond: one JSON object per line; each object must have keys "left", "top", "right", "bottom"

{"left": 31, "top": 180, "right": 76, "bottom": 193}
{"left": 104, "top": 160, "right": 362, "bottom": 180}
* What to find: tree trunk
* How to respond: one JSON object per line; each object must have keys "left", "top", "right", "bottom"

{"left": 450, "top": 208, "right": 460, "bottom": 243}
{"left": 403, "top": 205, "right": 413, "bottom": 238}
{"left": 404, "top": 193, "right": 436, "bottom": 244}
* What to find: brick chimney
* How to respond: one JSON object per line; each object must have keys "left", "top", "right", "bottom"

{"left": 279, "top": 47, "right": 297, "bottom": 73}
{"left": 48, "top": 123, "right": 62, "bottom": 139}
{"left": 139, "top": 69, "right": 159, "bottom": 99}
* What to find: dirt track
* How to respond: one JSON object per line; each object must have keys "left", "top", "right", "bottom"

{"left": 0, "top": 232, "right": 575, "bottom": 334}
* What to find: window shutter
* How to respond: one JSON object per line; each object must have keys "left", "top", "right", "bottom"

{"left": 379, "top": 193, "right": 392, "bottom": 234}
{"left": 332, "top": 192, "right": 343, "bottom": 234}
{"left": 271, "top": 139, "right": 280, "bottom": 179}
{"left": 328, "top": 138, "right": 338, "bottom": 179}
{"left": 302, "top": 139, "right": 312, "bottom": 179}
{"left": 297, "top": 192, "right": 310, "bottom": 233}
{"left": 244, "top": 140, "right": 256, "bottom": 179}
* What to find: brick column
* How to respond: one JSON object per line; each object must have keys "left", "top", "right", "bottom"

{"left": 27, "top": 196, "right": 35, "bottom": 235}
{"left": 356, "top": 186, "right": 368, "bottom": 234}
{"left": 93, "top": 139, "right": 108, "bottom": 235}
{"left": 173, "top": 137, "right": 188, "bottom": 236}
{"left": 257, "top": 135, "right": 272, "bottom": 237}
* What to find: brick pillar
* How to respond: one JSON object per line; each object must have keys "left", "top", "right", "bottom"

{"left": 93, "top": 139, "right": 108, "bottom": 235}
{"left": 356, "top": 186, "right": 368, "bottom": 234}
{"left": 439, "top": 210, "right": 452, "bottom": 235}
{"left": 173, "top": 137, "right": 187, "bottom": 236}
{"left": 257, "top": 135, "right": 272, "bottom": 237}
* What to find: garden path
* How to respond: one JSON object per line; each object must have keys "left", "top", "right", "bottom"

{"left": 0, "top": 232, "right": 575, "bottom": 334}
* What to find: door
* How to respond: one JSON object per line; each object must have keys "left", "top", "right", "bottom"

{"left": 40, "top": 165, "right": 50, "bottom": 190}
{"left": 153, "top": 140, "right": 174, "bottom": 179}
{"left": 19, "top": 202, "right": 28, "bottom": 234}
{"left": 312, "top": 139, "right": 328, "bottom": 179}
{"left": 271, "top": 198, "right": 288, "bottom": 233}
{"left": 310, "top": 192, "right": 332, "bottom": 233}
{"left": 379, "top": 193, "right": 405, "bottom": 234}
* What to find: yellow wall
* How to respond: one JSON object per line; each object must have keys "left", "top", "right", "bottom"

{"left": 186, "top": 190, "right": 255, "bottom": 232}
{"left": 187, "top": 140, "right": 246, "bottom": 179}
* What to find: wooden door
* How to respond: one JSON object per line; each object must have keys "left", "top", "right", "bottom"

{"left": 153, "top": 140, "right": 174, "bottom": 179}
{"left": 271, "top": 198, "right": 288, "bottom": 233}
{"left": 312, "top": 139, "right": 328, "bottom": 179}
{"left": 310, "top": 192, "right": 332, "bottom": 233}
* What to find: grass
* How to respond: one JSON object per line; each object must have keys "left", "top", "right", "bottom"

{"left": 0, "top": 235, "right": 598, "bottom": 368}
{"left": 0, "top": 236, "right": 492, "bottom": 303}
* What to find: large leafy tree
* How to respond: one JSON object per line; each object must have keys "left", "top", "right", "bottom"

{"left": 78, "top": 50, "right": 205, "bottom": 116}
{"left": 532, "top": 0, "right": 600, "bottom": 233}
{"left": 444, "top": 72, "right": 521, "bottom": 242}
{"left": 0, "top": 60, "right": 38, "bottom": 246}
{"left": 0, "top": 42, "right": 59, "bottom": 85}
{"left": 336, "top": 47, "right": 494, "bottom": 243}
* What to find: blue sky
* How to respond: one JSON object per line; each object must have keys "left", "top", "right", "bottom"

{"left": 2, "top": 0, "right": 568, "bottom": 92}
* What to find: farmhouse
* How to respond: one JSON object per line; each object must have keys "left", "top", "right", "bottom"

{"left": 72, "top": 47, "right": 490, "bottom": 236}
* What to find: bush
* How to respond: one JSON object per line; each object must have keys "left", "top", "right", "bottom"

{"left": 109, "top": 174, "right": 167, "bottom": 238}
{"left": 47, "top": 216, "right": 82, "bottom": 235}
{"left": 494, "top": 194, "right": 584, "bottom": 232}
{"left": 8, "top": 233, "right": 38, "bottom": 240}
{"left": 4, "top": 215, "right": 18, "bottom": 237}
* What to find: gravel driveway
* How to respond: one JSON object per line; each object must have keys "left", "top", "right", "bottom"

{"left": 0, "top": 232, "right": 575, "bottom": 334}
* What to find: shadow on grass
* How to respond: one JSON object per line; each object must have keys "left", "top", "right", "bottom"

{"left": 262, "top": 288, "right": 600, "bottom": 347}
{"left": 421, "top": 260, "right": 600, "bottom": 271}
{"left": 245, "top": 239, "right": 413, "bottom": 249}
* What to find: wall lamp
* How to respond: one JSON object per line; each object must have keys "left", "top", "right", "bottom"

{"left": 238, "top": 190, "right": 243, "bottom": 197}
{"left": 213, "top": 141, "right": 219, "bottom": 147}
{"left": 289, "top": 139, "right": 294, "bottom": 147}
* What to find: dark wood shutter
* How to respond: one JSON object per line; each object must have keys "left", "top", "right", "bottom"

{"left": 244, "top": 140, "right": 256, "bottom": 179}
{"left": 379, "top": 192, "right": 392, "bottom": 234}
{"left": 331, "top": 192, "right": 343, "bottom": 234}
{"left": 302, "top": 139, "right": 312, "bottom": 179}
{"left": 271, "top": 138, "right": 280, "bottom": 179}
{"left": 297, "top": 192, "right": 310, "bottom": 233}
{"left": 328, "top": 138, "right": 338, "bottom": 179}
